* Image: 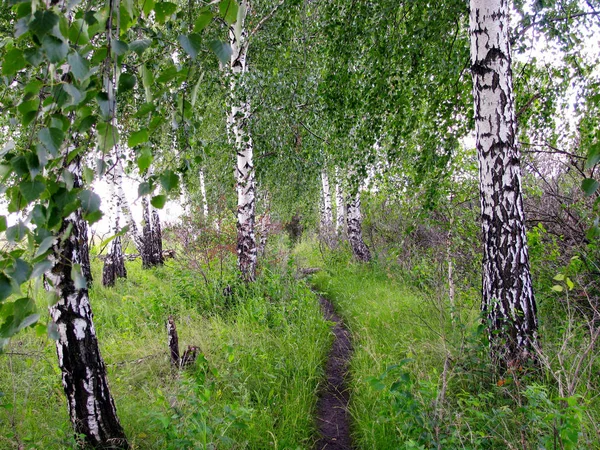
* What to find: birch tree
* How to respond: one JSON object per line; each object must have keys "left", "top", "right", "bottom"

{"left": 347, "top": 191, "right": 371, "bottom": 262}
{"left": 469, "top": 0, "right": 538, "bottom": 367}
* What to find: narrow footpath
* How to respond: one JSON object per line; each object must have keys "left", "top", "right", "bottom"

{"left": 314, "top": 295, "right": 353, "bottom": 450}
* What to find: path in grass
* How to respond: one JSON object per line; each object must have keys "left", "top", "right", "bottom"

{"left": 314, "top": 295, "right": 353, "bottom": 450}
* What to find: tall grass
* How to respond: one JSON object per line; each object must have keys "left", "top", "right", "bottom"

{"left": 1, "top": 248, "right": 330, "bottom": 449}
{"left": 296, "top": 236, "right": 600, "bottom": 449}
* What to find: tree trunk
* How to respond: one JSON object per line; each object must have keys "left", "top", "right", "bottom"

{"left": 346, "top": 193, "right": 371, "bottom": 262}
{"left": 151, "top": 208, "right": 164, "bottom": 266}
{"left": 141, "top": 196, "right": 155, "bottom": 268}
{"left": 167, "top": 316, "right": 180, "bottom": 368}
{"left": 48, "top": 158, "right": 128, "bottom": 449}
{"left": 103, "top": 158, "right": 127, "bottom": 287}
{"left": 115, "top": 161, "right": 144, "bottom": 255}
{"left": 470, "top": 0, "right": 538, "bottom": 367}
{"left": 320, "top": 169, "right": 334, "bottom": 244}
{"left": 228, "top": 0, "right": 257, "bottom": 282}
{"left": 335, "top": 167, "right": 345, "bottom": 236}
{"left": 200, "top": 168, "right": 209, "bottom": 219}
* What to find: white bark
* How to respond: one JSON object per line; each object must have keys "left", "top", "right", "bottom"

{"left": 470, "top": 0, "right": 537, "bottom": 366}
{"left": 199, "top": 167, "right": 208, "bottom": 219}
{"left": 228, "top": 0, "right": 257, "bottom": 281}
{"left": 48, "top": 157, "right": 127, "bottom": 448}
{"left": 335, "top": 167, "right": 345, "bottom": 234}
{"left": 320, "top": 169, "right": 333, "bottom": 231}
{"left": 346, "top": 192, "right": 371, "bottom": 262}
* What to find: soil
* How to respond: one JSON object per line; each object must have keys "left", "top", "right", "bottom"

{"left": 314, "top": 295, "right": 353, "bottom": 450}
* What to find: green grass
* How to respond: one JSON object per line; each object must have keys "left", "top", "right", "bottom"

{"left": 295, "top": 237, "right": 600, "bottom": 450}
{"left": 0, "top": 251, "right": 330, "bottom": 449}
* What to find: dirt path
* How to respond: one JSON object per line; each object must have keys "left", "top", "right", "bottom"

{"left": 314, "top": 295, "right": 353, "bottom": 450}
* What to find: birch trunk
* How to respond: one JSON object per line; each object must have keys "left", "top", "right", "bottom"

{"left": 200, "top": 168, "right": 209, "bottom": 219}
{"left": 141, "top": 196, "right": 154, "bottom": 268}
{"left": 48, "top": 157, "right": 127, "bottom": 449}
{"left": 470, "top": 0, "right": 538, "bottom": 367}
{"left": 346, "top": 193, "right": 371, "bottom": 262}
{"left": 335, "top": 167, "right": 345, "bottom": 235}
{"left": 102, "top": 158, "right": 127, "bottom": 286}
{"left": 115, "top": 161, "right": 144, "bottom": 254}
{"left": 229, "top": 0, "right": 257, "bottom": 281}
{"left": 151, "top": 208, "right": 164, "bottom": 266}
{"left": 320, "top": 170, "right": 334, "bottom": 244}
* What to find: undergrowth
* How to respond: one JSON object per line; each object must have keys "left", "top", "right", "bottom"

{"left": 296, "top": 236, "right": 600, "bottom": 450}
{"left": 0, "top": 243, "right": 329, "bottom": 449}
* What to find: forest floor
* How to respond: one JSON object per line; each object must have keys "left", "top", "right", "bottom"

{"left": 314, "top": 294, "right": 353, "bottom": 450}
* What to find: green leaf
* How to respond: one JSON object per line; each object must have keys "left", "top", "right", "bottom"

{"left": 68, "top": 19, "right": 90, "bottom": 45}
{"left": 118, "top": 73, "right": 137, "bottom": 92}
{"left": 219, "top": 0, "right": 239, "bottom": 25}
{"left": 194, "top": 10, "right": 214, "bottom": 32}
{"left": 582, "top": 178, "right": 599, "bottom": 197}
{"left": 96, "top": 122, "right": 119, "bottom": 152}
{"left": 35, "top": 236, "right": 55, "bottom": 258}
{"left": 178, "top": 34, "right": 203, "bottom": 59}
{"left": 586, "top": 143, "right": 600, "bottom": 169}
{"left": 79, "top": 191, "right": 102, "bottom": 224}
{"left": 0, "top": 274, "right": 12, "bottom": 301}
{"left": 29, "top": 10, "right": 59, "bottom": 38}
{"left": 23, "top": 47, "right": 43, "bottom": 67}
{"left": 208, "top": 40, "right": 232, "bottom": 64}
{"left": 551, "top": 285, "right": 564, "bottom": 292}
{"left": 137, "top": 147, "right": 153, "bottom": 172}
{"left": 566, "top": 277, "right": 574, "bottom": 291}
{"left": 71, "top": 264, "right": 87, "bottom": 290}
{"left": 133, "top": 102, "right": 155, "bottom": 118}
{"left": 154, "top": 2, "right": 177, "bottom": 23}
{"left": 151, "top": 195, "right": 166, "bottom": 209}
{"left": 2, "top": 49, "right": 27, "bottom": 76}
{"left": 553, "top": 273, "right": 565, "bottom": 281}
{"left": 7, "top": 259, "right": 31, "bottom": 286}
{"left": 128, "top": 130, "right": 149, "bottom": 147}
{"left": 138, "top": 182, "right": 150, "bottom": 197}
{"left": 31, "top": 260, "right": 53, "bottom": 279}
{"left": 0, "top": 216, "right": 6, "bottom": 232}
{"left": 130, "top": 39, "right": 151, "bottom": 55}
{"left": 68, "top": 51, "right": 90, "bottom": 82}
{"left": 112, "top": 40, "right": 129, "bottom": 56}
{"left": 19, "top": 181, "right": 45, "bottom": 203}
{"left": 160, "top": 170, "right": 179, "bottom": 192}
{"left": 38, "top": 128, "right": 64, "bottom": 156}
{"left": 42, "top": 36, "right": 68, "bottom": 64}
{"left": 6, "top": 222, "right": 27, "bottom": 244}
{"left": 156, "top": 65, "right": 178, "bottom": 84}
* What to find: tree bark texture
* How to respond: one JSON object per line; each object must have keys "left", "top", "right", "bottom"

{"left": 151, "top": 208, "right": 165, "bottom": 266}
{"left": 167, "top": 315, "right": 180, "bottom": 368}
{"left": 470, "top": 0, "right": 538, "bottom": 367}
{"left": 228, "top": 0, "right": 257, "bottom": 282}
{"left": 320, "top": 170, "right": 334, "bottom": 245}
{"left": 335, "top": 167, "right": 345, "bottom": 235}
{"left": 47, "top": 164, "right": 127, "bottom": 449}
{"left": 199, "top": 168, "right": 209, "bottom": 219}
{"left": 102, "top": 153, "right": 127, "bottom": 287}
{"left": 346, "top": 193, "right": 371, "bottom": 262}
{"left": 115, "top": 161, "right": 144, "bottom": 255}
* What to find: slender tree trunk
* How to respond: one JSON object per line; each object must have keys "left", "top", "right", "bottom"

{"left": 335, "top": 167, "right": 345, "bottom": 236}
{"left": 141, "top": 196, "right": 154, "bottom": 268}
{"left": 115, "top": 162, "right": 144, "bottom": 255}
{"left": 102, "top": 161, "right": 127, "bottom": 286}
{"left": 320, "top": 169, "right": 334, "bottom": 245}
{"left": 346, "top": 192, "right": 371, "bottom": 262}
{"left": 228, "top": 0, "right": 257, "bottom": 281}
{"left": 48, "top": 158, "right": 128, "bottom": 449}
{"left": 199, "top": 168, "right": 209, "bottom": 219}
{"left": 470, "top": 0, "right": 538, "bottom": 367}
{"left": 151, "top": 208, "right": 164, "bottom": 266}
